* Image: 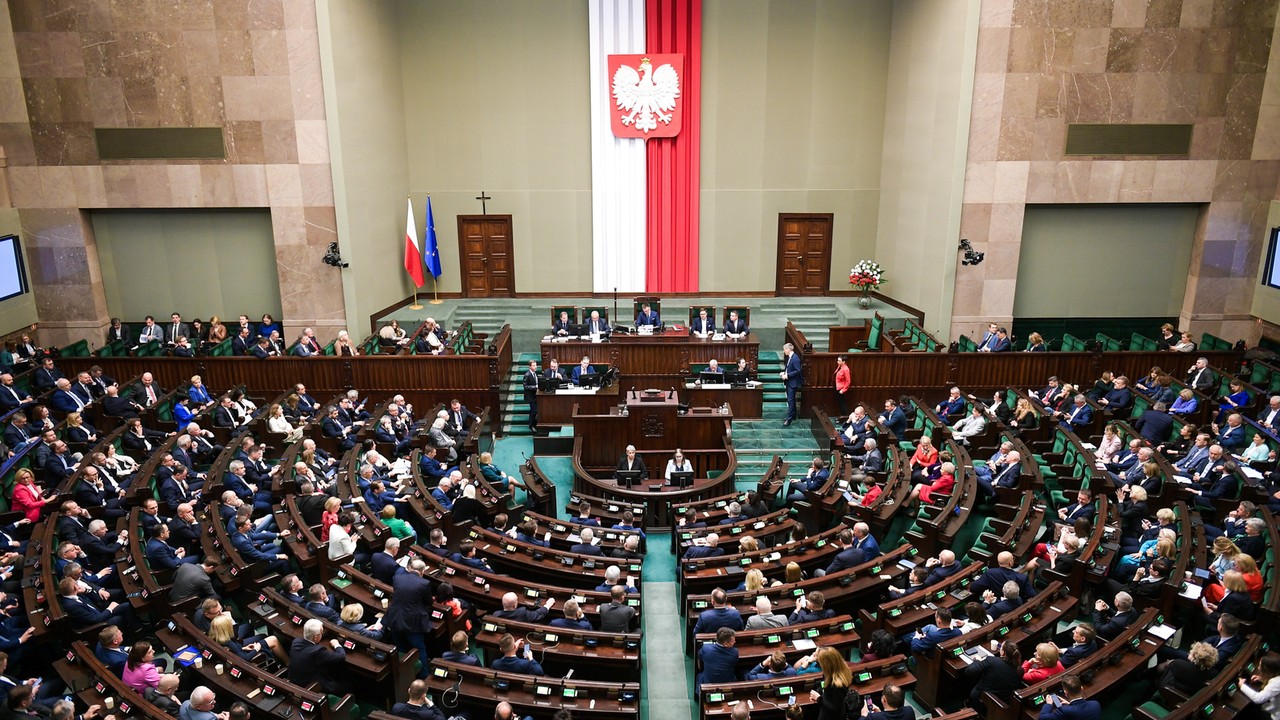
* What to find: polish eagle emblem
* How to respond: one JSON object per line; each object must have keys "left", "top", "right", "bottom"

{"left": 610, "top": 55, "right": 682, "bottom": 138}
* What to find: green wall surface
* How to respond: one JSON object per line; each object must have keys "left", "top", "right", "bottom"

{"left": 397, "top": 0, "right": 593, "bottom": 295}
{"left": 1014, "top": 204, "right": 1200, "bottom": 318}
{"left": 91, "top": 210, "right": 282, "bottom": 322}
{"left": 700, "top": 0, "right": 892, "bottom": 292}
{"left": 319, "top": 0, "right": 413, "bottom": 328}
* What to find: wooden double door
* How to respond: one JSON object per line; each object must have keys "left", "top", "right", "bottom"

{"left": 457, "top": 215, "right": 515, "bottom": 297}
{"left": 776, "top": 213, "right": 833, "bottom": 295}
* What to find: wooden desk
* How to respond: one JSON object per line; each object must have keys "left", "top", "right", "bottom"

{"left": 574, "top": 390, "right": 732, "bottom": 457}
{"left": 423, "top": 659, "right": 640, "bottom": 719}
{"left": 538, "top": 384, "right": 620, "bottom": 425}
{"left": 700, "top": 655, "right": 915, "bottom": 720}
{"left": 541, "top": 331, "right": 761, "bottom": 380}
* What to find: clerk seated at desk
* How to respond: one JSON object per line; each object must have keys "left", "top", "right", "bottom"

{"left": 571, "top": 356, "right": 596, "bottom": 385}
{"left": 545, "top": 359, "right": 568, "bottom": 384}
{"left": 552, "top": 311, "right": 574, "bottom": 336}
{"left": 636, "top": 303, "right": 660, "bottom": 328}
{"left": 704, "top": 359, "right": 723, "bottom": 375}
{"left": 586, "top": 310, "right": 610, "bottom": 336}
{"left": 690, "top": 308, "right": 715, "bottom": 337}
{"left": 734, "top": 358, "right": 753, "bottom": 379}
{"left": 665, "top": 448, "right": 692, "bottom": 481}
{"left": 616, "top": 445, "right": 648, "bottom": 480}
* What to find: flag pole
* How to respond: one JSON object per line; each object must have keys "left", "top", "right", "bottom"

{"left": 429, "top": 274, "right": 442, "bottom": 305}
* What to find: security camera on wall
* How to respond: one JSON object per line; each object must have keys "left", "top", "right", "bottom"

{"left": 959, "top": 238, "right": 985, "bottom": 266}
{"left": 322, "top": 242, "right": 348, "bottom": 268}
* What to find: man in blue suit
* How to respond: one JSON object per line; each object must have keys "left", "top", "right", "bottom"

{"left": 1097, "top": 376, "right": 1132, "bottom": 413}
{"left": 371, "top": 538, "right": 405, "bottom": 585}
{"left": 935, "top": 387, "right": 966, "bottom": 420}
{"left": 908, "top": 607, "right": 962, "bottom": 654}
{"left": 684, "top": 533, "right": 725, "bottom": 559}
{"left": 1059, "top": 624, "right": 1099, "bottom": 668}
{"left": 780, "top": 343, "right": 802, "bottom": 426}
{"left": 635, "top": 303, "right": 660, "bottom": 327}
{"left": 491, "top": 634, "right": 544, "bottom": 675}
{"left": 723, "top": 310, "right": 749, "bottom": 336}
{"left": 814, "top": 528, "right": 864, "bottom": 577}
{"left": 1054, "top": 394, "right": 1092, "bottom": 432}
{"left": 692, "top": 589, "right": 744, "bottom": 635}
{"left": 571, "top": 356, "right": 596, "bottom": 385}
{"left": 690, "top": 308, "right": 715, "bottom": 336}
{"left": 1038, "top": 675, "right": 1101, "bottom": 720}
{"left": 1214, "top": 413, "right": 1247, "bottom": 452}
{"left": 697, "top": 627, "right": 739, "bottom": 690}
{"left": 971, "top": 552, "right": 1036, "bottom": 600}
{"left": 851, "top": 522, "right": 881, "bottom": 558}
{"left": 977, "top": 323, "right": 1000, "bottom": 351}
{"left": 879, "top": 398, "right": 908, "bottom": 438}
{"left": 229, "top": 516, "right": 291, "bottom": 575}
{"left": 1157, "top": 614, "right": 1242, "bottom": 670}
{"left": 58, "top": 577, "right": 135, "bottom": 630}
{"left": 50, "top": 379, "right": 88, "bottom": 413}
{"left": 1174, "top": 433, "right": 1212, "bottom": 476}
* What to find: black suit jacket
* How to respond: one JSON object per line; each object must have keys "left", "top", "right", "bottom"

{"left": 287, "top": 638, "right": 347, "bottom": 693}
{"left": 384, "top": 572, "right": 434, "bottom": 634}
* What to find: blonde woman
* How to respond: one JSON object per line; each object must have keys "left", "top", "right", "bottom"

{"left": 737, "top": 535, "right": 759, "bottom": 553}
{"left": 1209, "top": 536, "right": 1241, "bottom": 577}
{"left": 1021, "top": 643, "right": 1064, "bottom": 683}
{"left": 206, "top": 316, "right": 228, "bottom": 344}
{"left": 808, "top": 646, "right": 853, "bottom": 719}
{"left": 267, "top": 404, "right": 304, "bottom": 442}
{"left": 739, "top": 568, "right": 766, "bottom": 593}
{"left": 1094, "top": 424, "right": 1123, "bottom": 466}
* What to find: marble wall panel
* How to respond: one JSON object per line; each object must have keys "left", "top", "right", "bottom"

{"left": 953, "top": 0, "right": 1280, "bottom": 341}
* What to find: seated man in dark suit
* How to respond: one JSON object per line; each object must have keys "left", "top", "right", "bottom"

{"left": 923, "top": 549, "right": 963, "bottom": 585}
{"left": 570, "top": 527, "right": 605, "bottom": 556}
{"left": 684, "top": 533, "right": 725, "bottom": 559}
{"left": 690, "top": 308, "right": 715, "bottom": 336}
{"left": 1092, "top": 590, "right": 1138, "bottom": 641}
{"left": 549, "top": 599, "right": 594, "bottom": 630}
{"left": 696, "top": 627, "right": 738, "bottom": 690}
{"left": 723, "top": 310, "right": 749, "bottom": 336}
{"left": 1058, "top": 624, "right": 1099, "bottom": 668}
{"left": 971, "top": 551, "right": 1036, "bottom": 600}
{"left": 584, "top": 310, "right": 609, "bottom": 336}
{"left": 814, "top": 528, "right": 864, "bottom": 577}
{"left": 305, "top": 584, "right": 342, "bottom": 623}
{"left": 94, "top": 625, "right": 129, "bottom": 676}
{"left": 491, "top": 592, "right": 555, "bottom": 624}
{"left": 0, "top": 373, "right": 34, "bottom": 411}
{"left": 389, "top": 680, "right": 446, "bottom": 720}
{"left": 635, "top": 303, "right": 660, "bottom": 327}
{"left": 982, "top": 581, "right": 1024, "bottom": 618}
{"left": 571, "top": 356, "right": 596, "bottom": 385}
{"left": 440, "top": 631, "right": 481, "bottom": 666}
{"left": 1096, "top": 376, "right": 1132, "bottom": 413}
{"left": 1039, "top": 674, "right": 1101, "bottom": 720}
{"left": 449, "top": 541, "right": 493, "bottom": 571}
{"left": 491, "top": 633, "right": 545, "bottom": 676}
{"left": 371, "top": 538, "right": 405, "bottom": 585}
{"left": 551, "top": 310, "right": 574, "bottom": 336}
{"left": 907, "top": 607, "right": 963, "bottom": 654}
{"left": 57, "top": 577, "right": 135, "bottom": 630}
{"left": 99, "top": 385, "right": 142, "bottom": 418}
{"left": 229, "top": 516, "right": 291, "bottom": 576}
{"left": 692, "top": 589, "right": 744, "bottom": 635}
{"left": 1157, "top": 613, "right": 1242, "bottom": 671}
{"left": 1053, "top": 394, "right": 1093, "bottom": 432}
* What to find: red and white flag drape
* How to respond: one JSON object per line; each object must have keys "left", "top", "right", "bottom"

{"left": 404, "top": 198, "right": 425, "bottom": 288}
{"left": 589, "top": 0, "right": 701, "bottom": 294}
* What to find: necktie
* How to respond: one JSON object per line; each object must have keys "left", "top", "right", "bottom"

{"left": 172, "top": 324, "right": 179, "bottom": 341}
{"left": 147, "top": 385, "right": 156, "bottom": 403}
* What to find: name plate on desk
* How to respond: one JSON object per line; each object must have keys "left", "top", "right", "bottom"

{"left": 556, "top": 386, "right": 597, "bottom": 395}
{"left": 701, "top": 383, "right": 731, "bottom": 390}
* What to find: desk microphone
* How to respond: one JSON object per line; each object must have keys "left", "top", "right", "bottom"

{"left": 668, "top": 387, "right": 675, "bottom": 399}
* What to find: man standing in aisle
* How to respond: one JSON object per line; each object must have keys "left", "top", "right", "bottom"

{"left": 781, "top": 343, "right": 802, "bottom": 427}
{"left": 523, "top": 360, "right": 540, "bottom": 432}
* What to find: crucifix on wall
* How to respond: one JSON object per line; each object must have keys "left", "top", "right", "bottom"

{"left": 475, "top": 190, "right": 491, "bottom": 215}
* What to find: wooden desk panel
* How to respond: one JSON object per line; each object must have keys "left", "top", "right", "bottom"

{"left": 538, "top": 384, "right": 620, "bottom": 424}
{"left": 541, "top": 332, "right": 760, "bottom": 379}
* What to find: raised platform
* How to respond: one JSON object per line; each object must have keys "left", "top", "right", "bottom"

{"left": 377, "top": 295, "right": 917, "bottom": 357}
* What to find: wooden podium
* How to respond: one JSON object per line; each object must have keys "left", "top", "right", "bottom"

{"left": 570, "top": 390, "right": 736, "bottom": 528}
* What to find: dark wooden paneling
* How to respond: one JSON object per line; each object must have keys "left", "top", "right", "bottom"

{"left": 541, "top": 332, "right": 760, "bottom": 379}
{"left": 785, "top": 323, "right": 1243, "bottom": 414}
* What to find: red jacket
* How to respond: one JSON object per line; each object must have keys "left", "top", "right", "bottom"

{"left": 835, "top": 364, "right": 852, "bottom": 393}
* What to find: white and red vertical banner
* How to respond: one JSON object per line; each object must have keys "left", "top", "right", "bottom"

{"left": 591, "top": 0, "right": 701, "bottom": 294}
{"left": 589, "top": 0, "right": 647, "bottom": 294}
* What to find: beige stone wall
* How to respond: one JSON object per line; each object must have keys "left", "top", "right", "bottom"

{"left": 0, "top": 0, "right": 344, "bottom": 346}
{"left": 955, "top": 0, "right": 1280, "bottom": 344}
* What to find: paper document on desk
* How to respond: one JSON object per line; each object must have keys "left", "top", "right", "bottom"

{"left": 791, "top": 639, "right": 816, "bottom": 651}
{"left": 1179, "top": 583, "right": 1203, "bottom": 600}
{"left": 1147, "top": 624, "right": 1176, "bottom": 640}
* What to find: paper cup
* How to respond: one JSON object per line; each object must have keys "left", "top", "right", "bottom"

{"left": 215, "top": 664, "right": 224, "bottom": 675}
{"left": 103, "top": 698, "right": 114, "bottom": 710}
{"left": 194, "top": 658, "right": 203, "bottom": 668}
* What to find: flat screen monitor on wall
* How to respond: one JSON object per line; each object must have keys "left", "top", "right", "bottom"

{"left": 1266, "top": 227, "right": 1280, "bottom": 290}
{"left": 0, "top": 236, "right": 29, "bottom": 303}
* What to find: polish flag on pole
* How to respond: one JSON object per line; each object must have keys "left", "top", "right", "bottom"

{"left": 404, "top": 197, "right": 425, "bottom": 288}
